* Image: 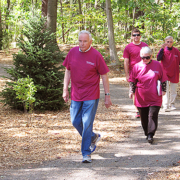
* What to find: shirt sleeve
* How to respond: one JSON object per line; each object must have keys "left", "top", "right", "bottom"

{"left": 157, "top": 48, "right": 164, "bottom": 61}
{"left": 128, "top": 65, "right": 137, "bottom": 83}
{"left": 123, "top": 46, "right": 129, "bottom": 59}
{"left": 159, "top": 63, "right": 168, "bottom": 83}
{"left": 96, "top": 54, "right": 109, "bottom": 75}
{"left": 129, "top": 82, "right": 136, "bottom": 93}
{"left": 178, "top": 49, "right": 180, "bottom": 65}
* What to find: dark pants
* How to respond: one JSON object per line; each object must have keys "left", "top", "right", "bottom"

{"left": 137, "top": 106, "right": 160, "bottom": 136}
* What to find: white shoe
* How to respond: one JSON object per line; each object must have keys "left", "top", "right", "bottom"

{"left": 82, "top": 155, "right": 92, "bottom": 163}
{"left": 163, "top": 107, "right": 171, "bottom": 112}
{"left": 170, "top": 105, "right": 176, "bottom": 110}
{"left": 164, "top": 109, "right": 171, "bottom": 112}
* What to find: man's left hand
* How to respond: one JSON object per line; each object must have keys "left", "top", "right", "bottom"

{"left": 104, "top": 95, "right": 112, "bottom": 108}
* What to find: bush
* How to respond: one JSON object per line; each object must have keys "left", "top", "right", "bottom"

{"left": 13, "top": 76, "right": 37, "bottom": 113}
{"left": 1, "top": 16, "right": 66, "bottom": 111}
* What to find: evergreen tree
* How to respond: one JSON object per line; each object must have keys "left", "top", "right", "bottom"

{"left": 1, "top": 16, "right": 65, "bottom": 111}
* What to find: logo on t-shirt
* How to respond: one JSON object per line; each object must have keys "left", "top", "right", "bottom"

{"left": 175, "top": 55, "right": 178, "bottom": 57}
{"left": 86, "top": 61, "right": 95, "bottom": 66}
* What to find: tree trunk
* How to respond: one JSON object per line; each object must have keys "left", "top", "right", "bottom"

{"left": 6, "top": 0, "right": 10, "bottom": 30}
{"left": 133, "top": 7, "right": 136, "bottom": 28}
{"left": 105, "top": 0, "right": 119, "bottom": 64}
{"left": 170, "top": 0, "right": 172, "bottom": 10}
{"left": 0, "top": 0, "right": 3, "bottom": 50}
{"left": 94, "top": 0, "right": 98, "bottom": 9}
{"left": 47, "top": 0, "right": 58, "bottom": 46}
{"left": 60, "top": 0, "right": 65, "bottom": 43}
{"left": 124, "top": 8, "right": 128, "bottom": 39}
{"left": 47, "top": 0, "right": 57, "bottom": 34}
{"left": 42, "top": 0, "right": 48, "bottom": 17}
{"left": 78, "top": 0, "right": 84, "bottom": 30}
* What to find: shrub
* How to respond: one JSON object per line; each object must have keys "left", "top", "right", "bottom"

{"left": 1, "top": 16, "right": 65, "bottom": 111}
{"left": 13, "top": 76, "right": 37, "bottom": 113}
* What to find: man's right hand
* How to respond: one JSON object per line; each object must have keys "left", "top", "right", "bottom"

{"left": 62, "top": 89, "right": 69, "bottom": 103}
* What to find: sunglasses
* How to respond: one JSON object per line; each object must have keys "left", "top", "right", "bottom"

{"left": 141, "top": 56, "right": 151, "bottom": 60}
{"left": 132, "top": 34, "right": 140, "bottom": 37}
{"left": 167, "top": 41, "right": 173, "bottom": 43}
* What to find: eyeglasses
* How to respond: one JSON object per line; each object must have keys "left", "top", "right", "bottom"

{"left": 167, "top": 41, "right": 173, "bottom": 43}
{"left": 141, "top": 56, "right": 151, "bottom": 60}
{"left": 132, "top": 34, "right": 140, "bottom": 37}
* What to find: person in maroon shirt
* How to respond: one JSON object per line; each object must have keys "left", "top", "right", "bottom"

{"left": 129, "top": 47, "right": 167, "bottom": 144}
{"left": 157, "top": 36, "right": 180, "bottom": 111}
{"left": 62, "top": 30, "right": 112, "bottom": 163}
{"left": 123, "top": 28, "right": 148, "bottom": 118}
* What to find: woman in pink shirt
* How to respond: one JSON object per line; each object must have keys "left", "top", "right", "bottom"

{"left": 129, "top": 47, "right": 167, "bottom": 143}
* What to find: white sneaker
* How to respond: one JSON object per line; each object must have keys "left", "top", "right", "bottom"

{"left": 170, "top": 105, "right": 176, "bottom": 110}
{"left": 163, "top": 106, "right": 170, "bottom": 112}
{"left": 82, "top": 155, "right": 92, "bottom": 163}
{"left": 164, "top": 108, "right": 171, "bottom": 112}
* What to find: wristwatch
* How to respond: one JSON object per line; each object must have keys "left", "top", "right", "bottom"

{"left": 105, "top": 93, "right": 110, "bottom": 96}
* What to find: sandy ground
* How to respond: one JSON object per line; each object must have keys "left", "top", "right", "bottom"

{"left": 0, "top": 72, "right": 180, "bottom": 180}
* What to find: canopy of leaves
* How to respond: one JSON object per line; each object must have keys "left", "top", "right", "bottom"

{"left": 0, "top": 0, "right": 180, "bottom": 48}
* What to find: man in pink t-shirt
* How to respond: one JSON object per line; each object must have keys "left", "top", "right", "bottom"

{"left": 123, "top": 28, "right": 148, "bottom": 118}
{"left": 62, "top": 30, "right": 112, "bottom": 163}
{"left": 157, "top": 36, "right": 180, "bottom": 111}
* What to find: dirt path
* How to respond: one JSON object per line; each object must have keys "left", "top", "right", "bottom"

{"left": 0, "top": 63, "right": 13, "bottom": 78}
{"left": 0, "top": 76, "right": 180, "bottom": 180}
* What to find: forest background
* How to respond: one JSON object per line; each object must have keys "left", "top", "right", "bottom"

{"left": 0, "top": 0, "right": 180, "bottom": 57}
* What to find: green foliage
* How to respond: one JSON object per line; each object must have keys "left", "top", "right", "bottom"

{"left": 1, "top": 0, "right": 41, "bottom": 49}
{"left": 13, "top": 76, "right": 37, "bottom": 113}
{"left": 0, "top": 0, "right": 180, "bottom": 52}
{"left": 1, "top": 16, "right": 65, "bottom": 111}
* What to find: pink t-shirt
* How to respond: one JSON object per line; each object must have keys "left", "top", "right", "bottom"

{"left": 63, "top": 46, "right": 109, "bottom": 101}
{"left": 129, "top": 60, "right": 168, "bottom": 107}
{"left": 123, "top": 42, "right": 148, "bottom": 74}
{"left": 157, "top": 47, "right": 180, "bottom": 83}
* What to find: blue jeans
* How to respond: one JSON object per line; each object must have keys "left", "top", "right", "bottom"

{"left": 70, "top": 99, "right": 99, "bottom": 156}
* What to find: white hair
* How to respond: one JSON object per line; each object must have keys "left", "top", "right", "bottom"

{"left": 140, "top": 46, "right": 152, "bottom": 56}
{"left": 78, "top": 30, "right": 92, "bottom": 41}
{"left": 165, "top": 36, "right": 173, "bottom": 41}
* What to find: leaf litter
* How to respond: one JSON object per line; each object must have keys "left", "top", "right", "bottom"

{"left": 0, "top": 97, "right": 132, "bottom": 169}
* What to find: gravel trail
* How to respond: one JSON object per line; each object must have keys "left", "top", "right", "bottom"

{"left": 0, "top": 65, "right": 180, "bottom": 180}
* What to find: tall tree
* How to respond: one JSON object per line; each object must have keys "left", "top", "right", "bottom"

{"left": 0, "top": 0, "right": 2, "bottom": 50}
{"left": 42, "top": 0, "right": 48, "bottom": 17}
{"left": 47, "top": 0, "right": 58, "bottom": 44}
{"left": 6, "top": 0, "right": 10, "bottom": 30}
{"left": 60, "top": 0, "right": 65, "bottom": 43}
{"left": 47, "top": 0, "right": 57, "bottom": 34}
{"left": 106, "top": 0, "right": 119, "bottom": 64}
{"left": 77, "top": 0, "right": 84, "bottom": 30}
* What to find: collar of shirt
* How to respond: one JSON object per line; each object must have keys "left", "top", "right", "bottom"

{"left": 79, "top": 46, "right": 91, "bottom": 52}
{"left": 167, "top": 46, "right": 173, "bottom": 50}
{"left": 133, "top": 42, "right": 141, "bottom": 45}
